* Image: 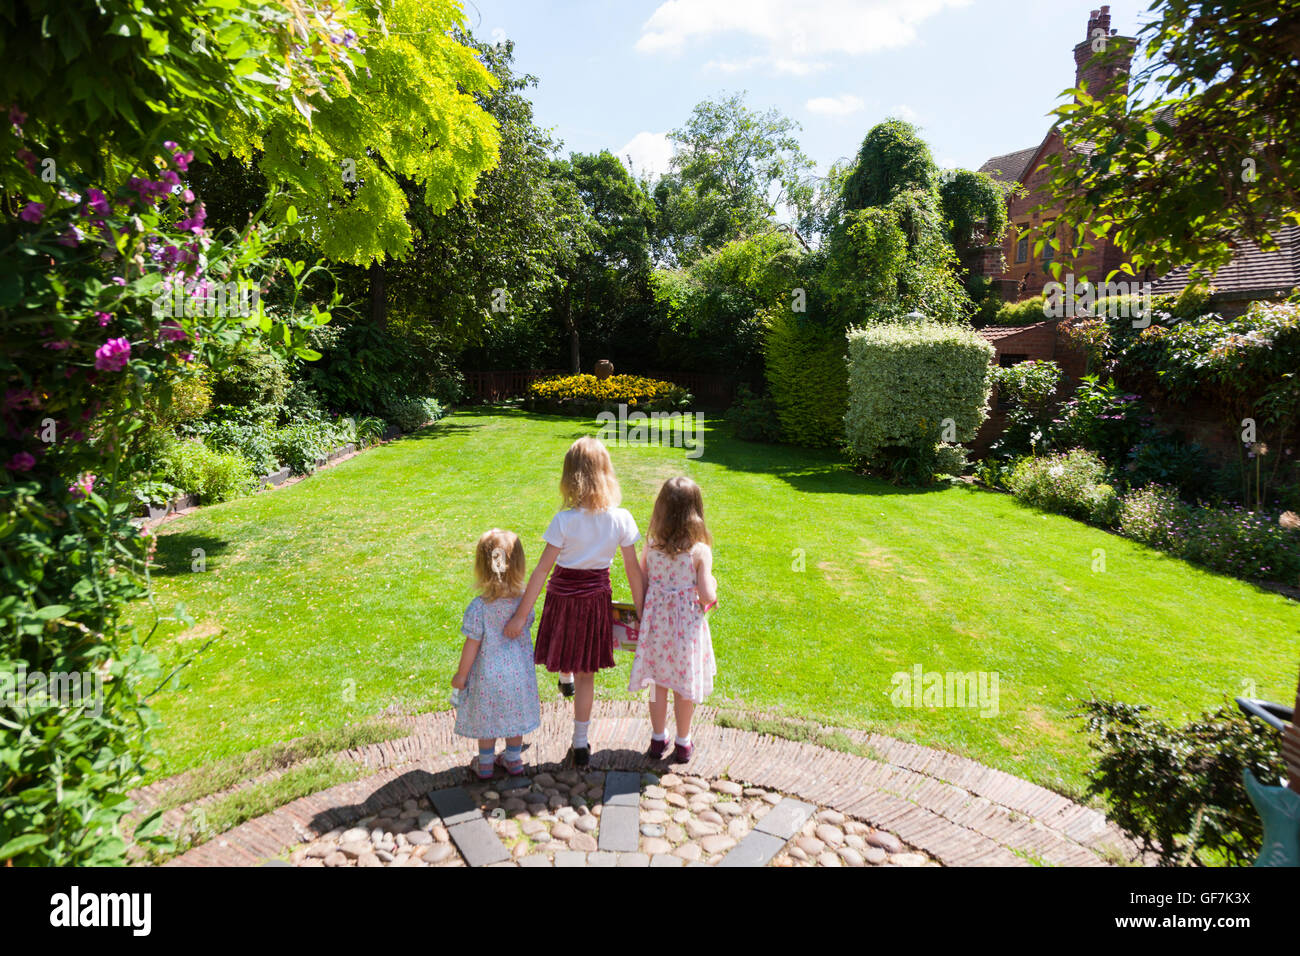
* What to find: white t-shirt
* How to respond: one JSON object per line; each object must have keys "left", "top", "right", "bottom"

{"left": 544, "top": 507, "right": 641, "bottom": 569}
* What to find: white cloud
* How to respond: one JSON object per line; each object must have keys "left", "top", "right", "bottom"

{"left": 616, "top": 131, "right": 674, "bottom": 180}
{"left": 637, "top": 0, "right": 970, "bottom": 72}
{"left": 891, "top": 103, "right": 921, "bottom": 123}
{"left": 806, "top": 94, "right": 865, "bottom": 117}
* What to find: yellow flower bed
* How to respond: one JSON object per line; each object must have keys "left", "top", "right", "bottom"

{"left": 527, "top": 373, "right": 681, "bottom": 405}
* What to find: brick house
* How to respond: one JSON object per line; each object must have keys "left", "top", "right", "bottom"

{"left": 972, "top": 320, "right": 1087, "bottom": 455}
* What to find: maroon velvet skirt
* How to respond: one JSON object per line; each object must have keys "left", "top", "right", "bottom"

{"left": 534, "top": 566, "right": 614, "bottom": 674}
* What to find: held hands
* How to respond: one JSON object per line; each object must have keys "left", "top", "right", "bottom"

{"left": 451, "top": 671, "right": 468, "bottom": 690}
{"left": 503, "top": 613, "right": 525, "bottom": 639}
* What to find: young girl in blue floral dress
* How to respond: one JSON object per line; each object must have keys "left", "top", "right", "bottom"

{"left": 451, "top": 529, "right": 541, "bottom": 779}
{"left": 505, "top": 436, "right": 645, "bottom": 767}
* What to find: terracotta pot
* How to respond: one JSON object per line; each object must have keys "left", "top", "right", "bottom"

{"left": 594, "top": 359, "right": 614, "bottom": 380}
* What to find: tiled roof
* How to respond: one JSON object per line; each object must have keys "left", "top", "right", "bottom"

{"left": 978, "top": 321, "right": 1053, "bottom": 342}
{"left": 1152, "top": 225, "right": 1300, "bottom": 298}
{"left": 978, "top": 147, "right": 1039, "bottom": 184}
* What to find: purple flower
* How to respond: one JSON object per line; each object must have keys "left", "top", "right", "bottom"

{"left": 85, "top": 188, "right": 111, "bottom": 216}
{"left": 16, "top": 148, "right": 37, "bottom": 173}
{"left": 68, "top": 473, "right": 96, "bottom": 500}
{"left": 6, "top": 451, "right": 35, "bottom": 472}
{"left": 159, "top": 320, "right": 189, "bottom": 342}
{"left": 94, "top": 311, "right": 112, "bottom": 327}
{"left": 173, "top": 150, "right": 193, "bottom": 172}
{"left": 19, "top": 201, "right": 44, "bottom": 223}
{"left": 9, "top": 105, "right": 26, "bottom": 131}
{"left": 163, "top": 140, "right": 178, "bottom": 151}
{"left": 110, "top": 276, "right": 126, "bottom": 286}
{"left": 57, "top": 225, "right": 82, "bottom": 247}
{"left": 94, "top": 337, "right": 131, "bottom": 371}
{"left": 43, "top": 339, "right": 71, "bottom": 350}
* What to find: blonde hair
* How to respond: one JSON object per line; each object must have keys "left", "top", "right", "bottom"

{"left": 648, "top": 476, "right": 712, "bottom": 556}
{"left": 559, "top": 436, "right": 621, "bottom": 511}
{"left": 474, "top": 529, "right": 526, "bottom": 601}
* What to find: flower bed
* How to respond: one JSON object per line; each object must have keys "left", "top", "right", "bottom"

{"left": 526, "top": 374, "right": 690, "bottom": 414}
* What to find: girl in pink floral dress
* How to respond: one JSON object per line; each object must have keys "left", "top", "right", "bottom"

{"left": 628, "top": 477, "right": 717, "bottom": 764}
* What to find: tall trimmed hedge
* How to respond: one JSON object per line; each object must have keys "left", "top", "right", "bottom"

{"left": 845, "top": 322, "right": 994, "bottom": 459}
{"left": 763, "top": 308, "right": 850, "bottom": 446}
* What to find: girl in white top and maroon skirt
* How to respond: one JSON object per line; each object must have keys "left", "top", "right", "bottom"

{"left": 505, "top": 436, "right": 645, "bottom": 766}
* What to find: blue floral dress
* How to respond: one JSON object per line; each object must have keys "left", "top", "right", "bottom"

{"left": 453, "top": 596, "right": 541, "bottom": 739}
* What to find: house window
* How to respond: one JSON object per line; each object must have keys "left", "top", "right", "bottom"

{"left": 1041, "top": 221, "right": 1057, "bottom": 274}
{"left": 1015, "top": 227, "right": 1029, "bottom": 263}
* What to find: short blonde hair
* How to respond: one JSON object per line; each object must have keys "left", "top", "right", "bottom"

{"left": 474, "top": 529, "right": 526, "bottom": 601}
{"left": 559, "top": 436, "right": 620, "bottom": 511}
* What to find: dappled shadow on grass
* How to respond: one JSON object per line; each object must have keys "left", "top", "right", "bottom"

{"left": 151, "top": 533, "right": 230, "bottom": 577}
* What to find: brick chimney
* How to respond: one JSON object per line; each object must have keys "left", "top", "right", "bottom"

{"left": 1073, "top": 6, "right": 1134, "bottom": 99}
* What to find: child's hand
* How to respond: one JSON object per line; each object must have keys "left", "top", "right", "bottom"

{"left": 451, "top": 672, "right": 468, "bottom": 690}
{"left": 503, "top": 613, "right": 524, "bottom": 639}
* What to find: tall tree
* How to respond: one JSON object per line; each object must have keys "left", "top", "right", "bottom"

{"left": 654, "top": 93, "right": 815, "bottom": 266}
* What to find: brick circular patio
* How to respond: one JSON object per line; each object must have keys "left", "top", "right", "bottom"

{"left": 152, "top": 700, "right": 1142, "bottom": 867}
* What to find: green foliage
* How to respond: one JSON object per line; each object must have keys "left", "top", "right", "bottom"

{"left": 382, "top": 396, "right": 446, "bottom": 434}
{"left": 989, "top": 359, "right": 1063, "bottom": 459}
{"left": 763, "top": 307, "right": 849, "bottom": 447}
{"left": 993, "top": 296, "right": 1049, "bottom": 326}
{"left": 1041, "top": 0, "right": 1300, "bottom": 279}
{"left": 1078, "top": 697, "right": 1284, "bottom": 867}
{"left": 1007, "top": 450, "right": 1121, "bottom": 526}
{"left": 161, "top": 440, "right": 256, "bottom": 502}
{"left": 842, "top": 119, "right": 938, "bottom": 212}
{"left": 651, "top": 231, "right": 802, "bottom": 380}
{"left": 654, "top": 93, "right": 815, "bottom": 266}
{"left": 191, "top": 415, "right": 279, "bottom": 477}
{"left": 1119, "top": 487, "right": 1300, "bottom": 582}
{"left": 844, "top": 322, "right": 993, "bottom": 461}
{"left": 724, "top": 385, "right": 784, "bottom": 443}
{"left": 271, "top": 421, "right": 344, "bottom": 476}
{"left": 305, "top": 322, "right": 457, "bottom": 415}
{"left": 939, "top": 169, "right": 1010, "bottom": 252}
{"left": 933, "top": 442, "right": 971, "bottom": 477}
{"left": 210, "top": 348, "right": 292, "bottom": 411}
{"left": 1054, "top": 376, "right": 1151, "bottom": 468}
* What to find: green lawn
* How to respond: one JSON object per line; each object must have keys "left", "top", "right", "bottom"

{"left": 134, "top": 407, "right": 1300, "bottom": 797}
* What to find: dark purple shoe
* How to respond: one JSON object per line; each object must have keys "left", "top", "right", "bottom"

{"left": 647, "top": 738, "right": 669, "bottom": 759}
{"left": 667, "top": 742, "right": 694, "bottom": 764}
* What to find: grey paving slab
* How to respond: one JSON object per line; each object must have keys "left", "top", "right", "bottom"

{"left": 518, "top": 855, "right": 553, "bottom": 867}
{"left": 449, "top": 817, "right": 511, "bottom": 867}
{"left": 597, "top": 804, "right": 640, "bottom": 852}
{"left": 603, "top": 770, "right": 641, "bottom": 807}
{"left": 587, "top": 851, "right": 618, "bottom": 867}
{"left": 428, "top": 786, "right": 481, "bottom": 827}
{"left": 753, "top": 797, "right": 815, "bottom": 841}
{"left": 650, "top": 853, "right": 684, "bottom": 867}
{"left": 717, "top": 830, "right": 788, "bottom": 868}
{"left": 554, "top": 851, "right": 587, "bottom": 867}
{"left": 616, "top": 851, "right": 650, "bottom": 867}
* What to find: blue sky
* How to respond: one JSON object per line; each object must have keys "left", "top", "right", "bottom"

{"left": 464, "top": 0, "right": 1154, "bottom": 179}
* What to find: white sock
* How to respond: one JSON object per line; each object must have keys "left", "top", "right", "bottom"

{"left": 675, "top": 735, "right": 691, "bottom": 747}
{"left": 573, "top": 720, "right": 589, "bottom": 749}
{"left": 560, "top": 673, "right": 574, "bottom": 683}
{"left": 651, "top": 732, "right": 668, "bottom": 742}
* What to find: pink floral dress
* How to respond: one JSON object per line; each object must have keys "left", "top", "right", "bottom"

{"left": 628, "top": 545, "right": 716, "bottom": 702}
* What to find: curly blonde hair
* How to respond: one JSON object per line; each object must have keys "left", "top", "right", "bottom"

{"left": 474, "top": 529, "right": 526, "bottom": 601}
{"left": 559, "top": 436, "right": 621, "bottom": 511}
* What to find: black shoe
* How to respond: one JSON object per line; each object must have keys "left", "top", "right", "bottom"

{"left": 570, "top": 745, "right": 590, "bottom": 768}
{"left": 558, "top": 678, "right": 575, "bottom": 698}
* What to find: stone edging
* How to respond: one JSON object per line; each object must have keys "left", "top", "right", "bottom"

{"left": 156, "top": 701, "right": 1142, "bottom": 867}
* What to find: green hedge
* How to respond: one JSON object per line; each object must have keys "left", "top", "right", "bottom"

{"left": 845, "top": 322, "right": 993, "bottom": 460}
{"left": 993, "top": 296, "right": 1048, "bottom": 326}
{"left": 763, "top": 308, "right": 849, "bottom": 447}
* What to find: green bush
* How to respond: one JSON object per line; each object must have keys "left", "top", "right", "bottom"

{"left": 993, "top": 296, "right": 1048, "bottom": 326}
{"left": 1118, "top": 485, "right": 1189, "bottom": 552}
{"left": 724, "top": 385, "right": 784, "bottom": 443}
{"left": 764, "top": 308, "right": 850, "bottom": 447}
{"left": 1007, "top": 449, "right": 1121, "bottom": 526}
{"left": 161, "top": 440, "right": 256, "bottom": 503}
{"left": 844, "top": 321, "right": 993, "bottom": 462}
{"left": 989, "top": 359, "right": 1063, "bottom": 459}
{"left": 933, "top": 442, "right": 970, "bottom": 477}
{"left": 195, "top": 416, "right": 279, "bottom": 476}
{"left": 272, "top": 421, "right": 345, "bottom": 476}
{"left": 384, "top": 395, "right": 446, "bottom": 433}
{"left": 1078, "top": 697, "right": 1284, "bottom": 866}
{"left": 210, "top": 347, "right": 292, "bottom": 411}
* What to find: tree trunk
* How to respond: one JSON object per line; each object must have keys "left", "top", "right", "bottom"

{"left": 369, "top": 262, "right": 388, "bottom": 330}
